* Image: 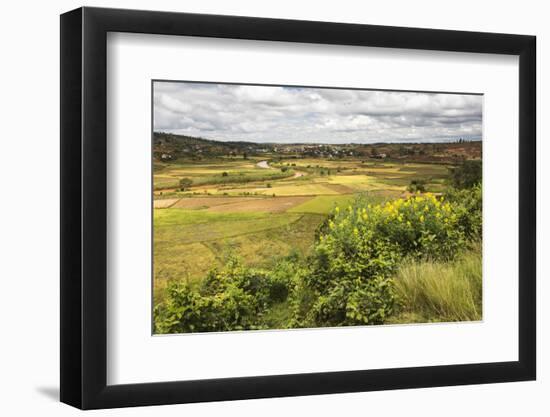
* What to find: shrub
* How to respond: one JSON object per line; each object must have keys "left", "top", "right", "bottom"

{"left": 154, "top": 257, "right": 295, "bottom": 334}
{"left": 448, "top": 160, "right": 482, "bottom": 189}
{"left": 268, "top": 258, "right": 301, "bottom": 303}
{"left": 179, "top": 177, "right": 193, "bottom": 191}
{"left": 407, "top": 178, "right": 426, "bottom": 193}
{"left": 445, "top": 184, "right": 482, "bottom": 240}
{"left": 294, "top": 194, "right": 467, "bottom": 328}
{"left": 368, "top": 195, "right": 466, "bottom": 260}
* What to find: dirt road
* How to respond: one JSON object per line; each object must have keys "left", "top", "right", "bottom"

{"left": 257, "top": 160, "right": 305, "bottom": 178}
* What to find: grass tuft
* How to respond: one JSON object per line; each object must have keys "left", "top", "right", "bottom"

{"left": 392, "top": 245, "right": 482, "bottom": 323}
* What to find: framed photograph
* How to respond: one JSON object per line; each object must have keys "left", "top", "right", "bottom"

{"left": 60, "top": 7, "right": 536, "bottom": 409}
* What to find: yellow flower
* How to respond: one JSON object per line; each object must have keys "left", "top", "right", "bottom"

{"left": 420, "top": 215, "right": 425, "bottom": 222}
{"left": 335, "top": 207, "right": 340, "bottom": 213}
{"left": 353, "top": 228, "right": 359, "bottom": 236}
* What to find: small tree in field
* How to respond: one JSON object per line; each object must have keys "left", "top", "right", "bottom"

{"left": 407, "top": 179, "right": 426, "bottom": 193}
{"left": 179, "top": 177, "right": 193, "bottom": 191}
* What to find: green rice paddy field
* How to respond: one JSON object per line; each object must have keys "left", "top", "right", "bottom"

{"left": 153, "top": 156, "right": 451, "bottom": 302}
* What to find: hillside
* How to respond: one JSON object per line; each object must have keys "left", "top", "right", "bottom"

{"left": 153, "top": 132, "right": 481, "bottom": 164}
{"left": 153, "top": 132, "right": 272, "bottom": 161}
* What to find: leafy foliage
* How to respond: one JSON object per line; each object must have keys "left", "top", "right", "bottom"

{"left": 407, "top": 178, "right": 426, "bottom": 193}
{"left": 155, "top": 188, "right": 482, "bottom": 333}
{"left": 445, "top": 184, "right": 482, "bottom": 240}
{"left": 291, "top": 193, "right": 471, "bottom": 328}
{"left": 178, "top": 177, "right": 193, "bottom": 191}
{"left": 448, "top": 160, "right": 482, "bottom": 189}
{"left": 154, "top": 257, "right": 281, "bottom": 333}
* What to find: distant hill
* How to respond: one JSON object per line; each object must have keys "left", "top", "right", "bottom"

{"left": 153, "top": 132, "right": 481, "bottom": 163}
{"left": 153, "top": 132, "right": 271, "bottom": 161}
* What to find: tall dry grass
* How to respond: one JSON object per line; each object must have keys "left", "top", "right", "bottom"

{"left": 393, "top": 244, "right": 482, "bottom": 323}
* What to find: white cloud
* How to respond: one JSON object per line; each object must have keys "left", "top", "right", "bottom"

{"left": 153, "top": 81, "right": 482, "bottom": 144}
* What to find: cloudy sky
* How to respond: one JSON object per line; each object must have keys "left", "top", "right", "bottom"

{"left": 153, "top": 81, "right": 482, "bottom": 144}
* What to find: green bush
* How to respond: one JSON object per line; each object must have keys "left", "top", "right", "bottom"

{"left": 154, "top": 258, "right": 281, "bottom": 333}
{"left": 343, "top": 195, "right": 467, "bottom": 261}
{"left": 292, "top": 193, "right": 470, "bottom": 328}
{"left": 445, "top": 184, "right": 482, "bottom": 240}
{"left": 178, "top": 177, "right": 193, "bottom": 191}
{"left": 448, "top": 160, "right": 482, "bottom": 189}
{"left": 407, "top": 179, "right": 426, "bottom": 193}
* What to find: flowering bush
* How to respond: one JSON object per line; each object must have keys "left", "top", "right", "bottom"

{"left": 362, "top": 194, "right": 466, "bottom": 260}
{"left": 294, "top": 193, "right": 469, "bottom": 327}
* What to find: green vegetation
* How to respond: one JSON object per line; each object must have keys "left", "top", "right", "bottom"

{"left": 155, "top": 187, "right": 482, "bottom": 333}
{"left": 289, "top": 195, "right": 356, "bottom": 215}
{"left": 154, "top": 258, "right": 283, "bottom": 333}
{"left": 391, "top": 246, "right": 482, "bottom": 323}
{"left": 407, "top": 178, "right": 426, "bottom": 193}
{"left": 152, "top": 133, "right": 483, "bottom": 333}
{"left": 156, "top": 166, "right": 295, "bottom": 191}
{"left": 179, "top": 177, "right": 193, "bottom": 191}
{"left": 153, "top": 208, "right": 324, "bottom": 301}
{"left": 448, "top": 160, "right": 482, "bottom": 189}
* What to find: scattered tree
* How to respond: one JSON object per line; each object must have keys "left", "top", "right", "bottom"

{"left": 179, "top": 177, "right": 193, "bottom": 191}
{"left": 407, "top": 179, "right": 426, "bottom": 193}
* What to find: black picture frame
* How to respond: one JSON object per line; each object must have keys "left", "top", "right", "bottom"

{"left": 60, "top": 6, "right": 536, "bottom": 410}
